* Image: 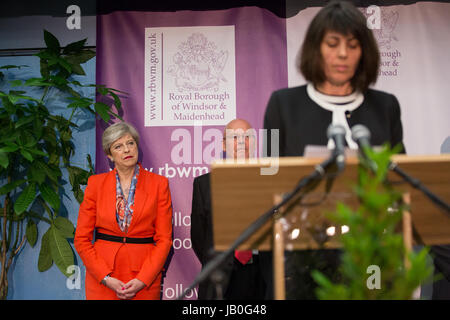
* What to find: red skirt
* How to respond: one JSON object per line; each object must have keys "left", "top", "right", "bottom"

{"left": 85, "top": 245, "right": 162, "bottom": 300}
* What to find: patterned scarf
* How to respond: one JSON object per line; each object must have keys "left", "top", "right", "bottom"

{"left": 115, "top": 164, "right": 139, "bottom": 233}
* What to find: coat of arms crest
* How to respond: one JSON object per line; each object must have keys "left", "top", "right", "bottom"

{"left": 168, "top": 33, "right": 228, "bottom": 92}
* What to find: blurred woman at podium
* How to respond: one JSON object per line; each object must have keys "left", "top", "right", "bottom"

{"left": 263, "top": 1, "right": 405, "bottom": 299}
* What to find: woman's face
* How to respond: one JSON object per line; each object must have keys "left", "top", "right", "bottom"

{"left": 320, "top": 31, "right": 362, "bottom": 88}
{"left": 107, "top": 133, "right": 138, "bottom": 169}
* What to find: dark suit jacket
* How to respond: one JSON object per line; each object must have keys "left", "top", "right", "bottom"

{"left": 190, "top": 173, "right": 273, "bottom": 299}
{"left": 264, "top": 85, "right": 405, "bottom": 157}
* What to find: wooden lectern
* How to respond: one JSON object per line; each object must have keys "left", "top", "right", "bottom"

{"left": 210, "top": 154, "right": 450, "bottom": 299}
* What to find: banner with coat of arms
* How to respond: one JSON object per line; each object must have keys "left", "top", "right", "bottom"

{"left": 145, "top": 26, "right": 236, "bottom": 126}
{"left": 95, "top": 1, "right": 450, "bottom": 300}
{"left": 96, "top": 6, "right": 287, "bottom": 300}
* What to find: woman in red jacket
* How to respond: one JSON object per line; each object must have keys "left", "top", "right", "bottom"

{"left": 74, "top": 122, "right": 173, "bottom": 300}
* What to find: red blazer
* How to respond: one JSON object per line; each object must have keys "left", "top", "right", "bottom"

{"left": 74, "top": 164, "right": 173, "bottom": 287}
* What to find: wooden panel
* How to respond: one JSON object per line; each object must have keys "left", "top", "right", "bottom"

{"left": 387, "top": 156, "right": 450, "bottom": 245}
{"left": 210, "top": 155, "right": 450, "bottom": 250}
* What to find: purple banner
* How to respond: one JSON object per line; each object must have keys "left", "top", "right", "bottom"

{"left": 96, "top": 7, "right": 287, "bottom": 299}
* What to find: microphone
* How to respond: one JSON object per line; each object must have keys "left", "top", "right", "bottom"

{"left": 327, "top": 124, "right": 346, "bottom": 171}
{"left": 351, "top": 124, "right": 378, "bottom": 172}
{"left": 351, "top": 124, "right": 371, "bottom": 152}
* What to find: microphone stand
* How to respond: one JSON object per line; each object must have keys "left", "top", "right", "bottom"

{"left": 351, "top": 124, "right": 450, "bottom": 216}
{"left": 177, "top": 153, "right": 342, "bottom": 300}
{"left": 388, "top": 161, "right": 450, "bottom": 215}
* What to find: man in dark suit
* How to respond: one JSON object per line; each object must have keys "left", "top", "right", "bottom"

{"left": 191, "top": 119, "right": 273, "bottom": 300}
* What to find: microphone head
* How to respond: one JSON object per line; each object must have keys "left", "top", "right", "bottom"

{"left": 327, "top": 124, "right": 346, "bottom": 139}
{"left": 351, "top": 124, "right": 371, "bottom": 142}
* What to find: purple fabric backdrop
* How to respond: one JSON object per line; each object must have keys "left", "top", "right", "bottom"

{"left": 96, "top": 7, "right": 287, "bottom": 299}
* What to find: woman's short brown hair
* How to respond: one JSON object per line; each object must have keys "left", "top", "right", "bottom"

{"left": 297, "top": 1, "right": 380, "bottom": 92}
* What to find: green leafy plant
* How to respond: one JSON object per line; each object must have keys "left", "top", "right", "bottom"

{"left": 312, "top": 145, "right": 432, "bottom": 299}
{"left": 0, "top": 30, "right": 126, "bottom": 299}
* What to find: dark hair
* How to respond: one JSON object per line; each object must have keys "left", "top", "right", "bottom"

{"left": 298, "top": 1, "right": 380, "bottom": 92}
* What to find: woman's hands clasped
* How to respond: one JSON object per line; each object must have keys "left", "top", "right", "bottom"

{"left": 104, "top": 277, "right": 146, "bottom": 300}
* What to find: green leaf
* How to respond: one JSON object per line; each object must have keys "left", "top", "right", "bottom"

{"left": 23, "top": 134, "right": 37, "bottom": 148}
{"left": 77, "top": 50, "right": 96, "bottom": 63}
{"left": 29, "top": 163, "right": 46, "bottom": 184}
{"left": 33, "top": 117, "right": 44, "bottom": 139}
{"left": 65, "top": 86, "right": 82, "bottom": 99}
{"left": 26, "top": 219, "right": 38, "bottom": 247}
{"left": 14, "top": 182, "right": 36, "bottom": 215}
{"left": 94, "top": 102, "right": 111, "bottom": 123}
{"left": 8, "top": 92, "right": 40, "bottom": 104}
{"left": 69, "top": 63, "right": 85, "bottom": 76}
{"left": 63, "top": 38, "right": 87, "bottom": 54}
{"left": 50, "top": 74, "right": 68, "bottom": 87}
{"left": 0, "top": 179, "right": 26, "bottom": 195}
{"left": 86, "top": 154, "right": 94, "bottom": 174}
{"left": 0, "top": 139, "right": 19, "bottom": 150}
{"left": 20, "top": 149, "right": 34, "bottom": 162}
{"left": 96, "top": 85, "right": 108, "bottom": 96}
{"left": 72, "top": 186, "right": 84, "bottom": 204}
{"left": 7, "top": 210, "right": 26, "bottom": 222}
{"left": 109, "top": 91, "right": 122, "bottom": 111}
{"left": 70, "top": 80, "right": 82, "bottom": 87}
{"left": 60, "top": 127, "right": 72, "bottom": 142}
{"left": 47, "top": 150, "right": 60, "bottom": 167}
{"left": 38, "top": 228, "right": 53, "bottom": 272}
{"left": 0, "top": 151, "right": 8, "bottom": 168}
{"left": 44, "top": 30, "right": 61, "bottom": 54}
{"left": 1, "top": 95, "right": 16, "bottom": 114}
{"left": 35, "top": 160, "right": 61, "bottom": 183}
{"left": 68, "top": 165, "right": 90, "bottom": 186}
{"left": 35, "top": 50, "right": 56, "bottom": 60}
{"left": 27, "top": 210, "right": 51, "bottom": 224}
{"left": 311, "top": 270, "right": 333, "bottom": 289}
{"left": 56, "top": 57, "right": 72, "bottom": 73}
{"left": 0, "top": 64, "right": 29, "bottom": 70}
{"left": 48, "top": 225, "right": 74, "bottom": 277}
{"left": 42, "top": 126, "right": 57, "bottom": 147}
{"left": 15, "top": 115, "right": 35, "bottom": 129}
{"left": 107, "top": 109, "right": 123, "bottom": 121}
{"left": 9, "top": 90, "right": 26, "bottom": 95}
{"left": 54, "top": 216, "right": 75, "bottom": 238}
{"left": 40, "top": 59, "right": 50, "bottom": 78}
{"left": 39, "top": 183, "right": 60, "bottom": 212}
{"left": 17, "top": 130, "right": 35, "bottom": 147}
{"left": 47, "top": 57, "right": 59, "bottom": 67}
{"left": 24, "top": 78, "right": 52, "bottom": 87}
{"left": 67, "top": 97, "right": 92, "bottom": 109}
{"left": 10, "top": 79, "right": 23, "bottom": 87}
{"left": 105, "top": 87, "right": 128, "bottom": 95}
{"left": 7, "top": 94, "right": 20, "bottom": 104}
{"left": 27, "top": 148, "right": 48, "bottom": 157}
